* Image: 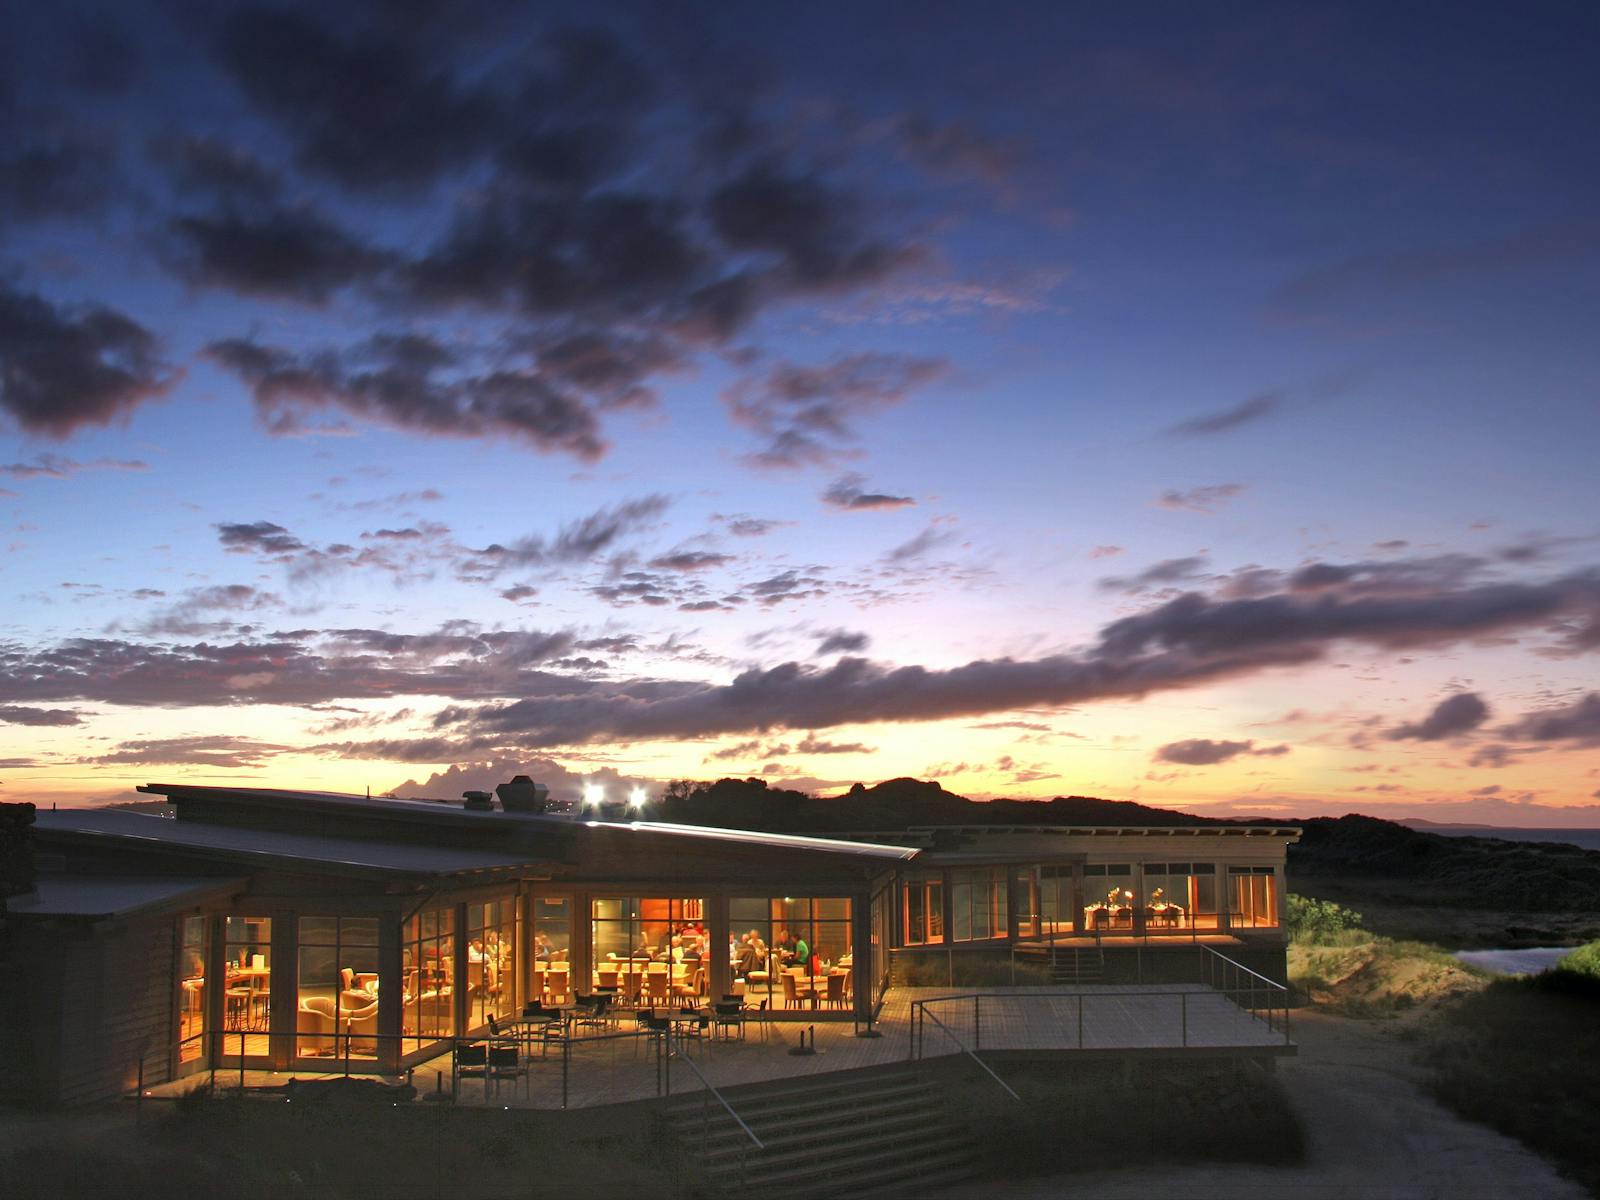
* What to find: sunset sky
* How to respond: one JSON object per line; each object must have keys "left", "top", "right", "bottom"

{"left": 3, "top": 1, "right": 1599, "bottom": 824}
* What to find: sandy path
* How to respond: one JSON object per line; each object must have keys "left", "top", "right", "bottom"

{"left": 935, "top": 1010, "right": 1586, "bottom": 1200}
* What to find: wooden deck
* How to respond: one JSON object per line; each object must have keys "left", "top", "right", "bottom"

{"left": 144, "top": 984, "right": 1291, "bottom": 1111}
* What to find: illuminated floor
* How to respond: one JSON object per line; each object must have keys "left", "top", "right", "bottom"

{"left": 146, "top": 984, "right": 1291, "bottom": 1111}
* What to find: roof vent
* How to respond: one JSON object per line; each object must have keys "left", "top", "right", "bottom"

{"left": 462, "top": 790, "right": 495, "bottom": 812}
{"left": 496, "top": 775, "right": 550, "bottom": 814}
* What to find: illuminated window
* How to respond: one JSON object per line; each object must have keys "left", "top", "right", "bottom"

{"left": 222, "top": 916, "right": 271, "bottom": 1058}
{"left": 1142, "top": 863, "right": 1219, "bottom": 932}
{"left": 402, "top": 906, "right": 455, "bottom": 1054}
{"left": 1083, "top": 864, "right": 1136, "bottom": 931}
{"left": 1228, "top": 867, "right": 1279, "bottom": 928}
{"left": 466, "top": 899, "right": 518, "bottom": 1029}
{"left": 297, "top": 915, "right": 380, "bottom": 1060}
{"left": 590, "top": 897, "right": 707, "bottom": 1008}
{"left": 177, "top": 915, "right": 207, "bottom": 1068}
{"left": 951, "top": 868, "right": 1008, "bottom": 942}
{"left": 902, "top": 874, "right": 944, "bottom": 945}
{"left": 731, "top": 897, "right": 853, "bottom": 1010}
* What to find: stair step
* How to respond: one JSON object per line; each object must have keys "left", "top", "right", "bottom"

{"left": 689, "top": 1100, "right": 939, "bottom": 1156}
{"left": 697, "top": 1107, "right": 951, "bottom": 1165}
{"left": 715, "top": 1133, "right": 976, "bottom": 1190}
{"left": 667, "top": 1074, "right": 923, "bottom": 1122}
{"left": 726, "top": 1142, "right": 979, "bottom": 1194}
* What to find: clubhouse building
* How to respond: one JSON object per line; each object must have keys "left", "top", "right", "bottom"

{"left": 0, "top": 782, "right": 1297, "bottom": 1106}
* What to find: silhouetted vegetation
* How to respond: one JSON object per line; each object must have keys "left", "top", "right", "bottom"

{"left": 656, "top": 776, "right": 1229, "bottom": 833}
{"left": 1420, "top": 960, "right": 1600, "bottom": 1197}
{"left": 1288, "top": 813, "right": 1600, "bottom": 911}
{"left": 2, "top": 1090, "right": 679, "bottom": 1200}
{"left": 963, "top": 1058, "right": 1303, "bottom": 1179}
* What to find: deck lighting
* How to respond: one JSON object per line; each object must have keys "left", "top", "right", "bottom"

{"left": 583, "top": 782, "right": 605, "bottom": 807}
{"left": 628, "top": 786, "right": 647, "bottom": 809}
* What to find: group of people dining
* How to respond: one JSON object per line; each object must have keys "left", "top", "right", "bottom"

{"left": 526, "top": 920, "right": 853, "bottom": 1012}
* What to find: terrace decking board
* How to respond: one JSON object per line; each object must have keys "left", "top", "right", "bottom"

{"left": 144, "top": 984, "right": 1290, "bottom": 1111}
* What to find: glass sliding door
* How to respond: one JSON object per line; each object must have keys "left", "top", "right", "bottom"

{"left": 221, "top": 916, "right": 272, "bottom": 1059}
{"left": 402, "top": 906, "right": 455, "bottom": 1056}
{"left": 950, "top": 868, "right": 1008, "bottom": 942}
{"left": 296, "top": 915, "right": 380, "bottom": 1060}
{"left": 466, "top": 898, "right": 518, "bottom": 1029}
{"left": 176, "top": 915, "right": 208, "bottom": 1073}
{"left": 1228, "top": 867, "right": 1279, "bottom": 928}
{"left": 730, "top": 896, "right": 853, "bottom": 1011}
{"left": 590, "top": 897, "right": 707, "bottom": 1007}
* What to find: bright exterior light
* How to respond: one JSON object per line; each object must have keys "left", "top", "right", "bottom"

{"left": 583, "top": 782, "right": 606, "bottom": 807}
{"left": 628, "top": 786, "right": 647, "bottom": 808}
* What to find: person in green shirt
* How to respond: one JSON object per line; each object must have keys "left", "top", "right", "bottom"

{"left": 794, "top": 935, "right": 810, "bottom": 972}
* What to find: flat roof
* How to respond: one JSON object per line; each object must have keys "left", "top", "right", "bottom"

{"left": 139, "top": 783, "right": 920, "bottom": 863}
{"left": 828, "top": 824, "right": 1302, "bottom": 844}
{"left": 35, "top": 809, "right": 543, "bottom": 881}
{"left": 5, "top": 875, "right": 244, "bottom": 921}
{"left": 586, "top": 819, "right": 919, "bottom": 862}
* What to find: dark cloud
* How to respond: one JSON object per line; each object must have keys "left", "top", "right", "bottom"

{"left": 816, "top": 629, "right": 870, "bottom": 655}
{"left": 1157, "top": 483, "right": 1245, "bottom": 513}
{"left": 1384, "top": 691, "right": 1490, "bottom": 741}
{"left": 135, "top": 584, "right": 285, "bottom": 637}
{"left": 1100, "top": 555, "right": 1211, "bottom": 593}
{"left": 209, "top": 5, "right": 501, "bottom": 192}
{"left": 884, "top": 526, "right": 956, "bottom": 562}
{"left": 707, "top": 163, "right": 921, "bottom": 293}
{"left": 205, "top": 334, "right": 607, "bottom": 459}
{"left": 1166, "top": 393, "right": 1281, "bottom": 437}
{"left": 0, "top": 704, "right": 82, "bottom": 726}
{"left": 465, "top": 495, "right": 670, "bottom": 573}
{"left": 1153, "top": 739, "right": 1289, "bottom": 765}
{"left": 167, "top": 205, "right": 393, "bottom": 304}
{"left": 87, "top": 734, "right": 292, "bottom": 769}
{"left": 437, "top": 556, "right": 1600, "bottom": 746}
{"left": 722, "top": 516, "right": 785, "bottom": 537}
{"left": 821, "top": 474, "right": 915, "bottom": 511}
{"left": 1503, "top": 693, "right": 1600, "bottom": 746}
{"left": 647, "top": 551, "right": 734, "bottom": 572}
{"left": 728, "top": 353, "right": 947, "bottom": 469}
{"left": 216, "top": 520, "right": 307, "bottom": 557}
{"left": 0, "top": 140, "right": 115, "bottom": 223}
{"left": 0, "top": 454, "right": 147, "bottom": 480}
{"left": 0, "top": 280, "right": 176, "bottom": 436}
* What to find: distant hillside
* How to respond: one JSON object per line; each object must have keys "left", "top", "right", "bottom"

{"left": 1289, "top": 814, "right": 1600, "bottom": 911}
{"left": 656, "top": 776, "right": 1229, "bottom": 832}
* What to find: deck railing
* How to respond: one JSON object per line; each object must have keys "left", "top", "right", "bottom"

{"left": 908, "top": 950, "right": 1291, "bottom": 1063}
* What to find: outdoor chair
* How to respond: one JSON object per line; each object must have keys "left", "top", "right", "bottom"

{"left": 712, "top": 1001, "right": 745, "bottom": 1042}
{"left": 455, "top": 1041, "right": 488, "bottom": 1079}
{"left": 487, "top": 1044, "right": 524, "bottom": 1089}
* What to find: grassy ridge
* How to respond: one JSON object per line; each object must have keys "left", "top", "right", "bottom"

{"left": 1418, "top": 953, "right": 1600, "bottom": 1198}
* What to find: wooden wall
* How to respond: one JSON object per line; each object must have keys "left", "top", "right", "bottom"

{"left": 2, "top": 915, "right": 178, "bottom": 1106}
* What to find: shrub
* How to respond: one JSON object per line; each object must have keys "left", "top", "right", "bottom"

{"left": 1287, "top": 893, "right": 1365, "bottom": 943}
{"left": 1553, "top": 938, "right": 1600, "bottom": 982}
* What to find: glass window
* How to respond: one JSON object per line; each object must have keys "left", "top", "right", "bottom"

{"left": 1039, "top": 866, "right": 1074, "bottom": 935}
{"left": 466, "top": 898, "right": 518, "bottom": 1029}
{"left": 177, "top": 915, "right": 207, "bottom": 1068}
{"left": 1084, "top": 864, "right": 1137, "bottom": 931}
{"left": 589, "top": 897, "right": 707, "bottom": 1008}
{"left": 951, "top": 868, "right": 1008, "bottom": 942}
{"left": 297, "top": 915, "right": 380, "bottom": 1060}
{"left": 222, "top": 916, "right": 271, "bottom": 1057}
{"left": 901, "top": 873, "right": 943, "bottom": 946}
{"left": 730, "top": 897, "right": 854, "bottom": 1011}
{"left": 1141, "top": 863, "right": 1219, "bottom": 932}
{"left": 1228, "top": 867, "right": 1279, "bottom": 928}
{"left": 402, "top": 906, "right": 455, "bottom": 1055}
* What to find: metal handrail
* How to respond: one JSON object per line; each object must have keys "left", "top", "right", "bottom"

{"left": 916, "top": 1006, "right": 1020, "bottom": 1102}
{"left": 667, "top": 1032, "right": 765, "bottom": 1149}
{"left": 1201, "top": 945, "right": 1288, "bottom": 992}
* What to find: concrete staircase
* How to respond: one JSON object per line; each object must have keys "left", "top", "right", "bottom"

{"left": 663, "top": 1065, "right": 978, "bottom": 1197}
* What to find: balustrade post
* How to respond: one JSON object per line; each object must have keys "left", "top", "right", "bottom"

{"left": 1181, "top": 992, "right": 1188, "bottom": 1047}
